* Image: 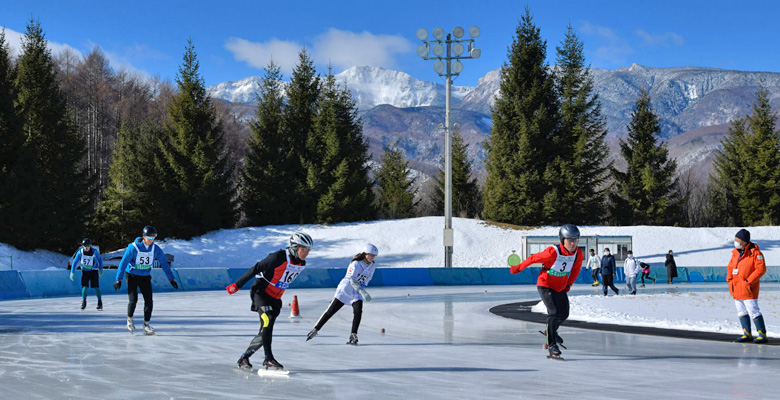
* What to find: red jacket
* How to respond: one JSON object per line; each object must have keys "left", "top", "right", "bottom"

{"left": 727, "top": 242, "right": 766, "bottom": 300}
{"left": 511, "top": 245, "right": 583, "bottom": 292}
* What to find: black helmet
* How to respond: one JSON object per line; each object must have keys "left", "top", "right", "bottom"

{"left": 142, "top": 225, "right": 157, "bottom": 237}
{"left": 82, "top": 238, "right": 92, "bottom": 247}
{"left": 558, "top": 224, "right": 580, "bottom": 243}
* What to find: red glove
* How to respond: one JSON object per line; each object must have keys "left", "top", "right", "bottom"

{"left": 226, "top": 283, "right": 239, "bottom": 294}
{"left": 510, "top": 265, "right": 519, "bottom": 274}
{"left": 566, "top": 285, "right": 571, "bottom": 293}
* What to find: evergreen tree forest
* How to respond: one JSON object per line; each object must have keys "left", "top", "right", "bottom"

{"left": 432, "top": 127, "right": 480, "bottom": 218}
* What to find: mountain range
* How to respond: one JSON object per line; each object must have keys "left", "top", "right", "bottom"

{"left": 207, "top": 65, "right": 780, "bottom": 180}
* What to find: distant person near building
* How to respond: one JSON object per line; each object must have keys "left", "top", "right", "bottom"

{"left": 600, "top": 248, "right": 619, "bottom": 295}
{"left": 727, "top": 229, "right": 768, "bottom": 343}
{"left": 510, "top": 224, "right": 583, "bottom": 359}
{"left": 113, "top": 225, "right": 179, "bottom": 335}
{"left": 228, "top": 232, "right": 313, "bottom": 373}
{"left": 587, "top": 249, "right": 601, "bottom": 286}
{"left": 665, "top": 250, "right": 678, "bottom": 284}
{"left": 639, "top": 261, "right": 655, "bottom": 287}
{"left": 70, "top": 238, "right": 104, "bottom": 310}
{"left": 307, "top": 243, "right": 379, "bottom": 346}
{"left": 623, "top": 251, "right": 641, "bottom": 295}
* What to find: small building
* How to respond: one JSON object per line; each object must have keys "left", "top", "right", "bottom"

{"left": 518, "top": 235, "right": 633, "bottom": 263}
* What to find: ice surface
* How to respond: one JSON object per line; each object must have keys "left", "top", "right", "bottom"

{"left": 2, "top": 284, "right": 779, "bottom": 399}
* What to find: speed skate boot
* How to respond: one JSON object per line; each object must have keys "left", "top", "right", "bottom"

{"left": 262, "top": 357, "right": 284, "bottom": 370}
{"left": 306, "top": 328, "right": 319, "bottom": 341}
{"left": 143, "top": 322, "right": 156, "bottom": 335}
{"left": 736, "top": 315, "right": 753, "bottom": 342}
{"left": 548, "top": 343, "right": 562, "bottom": 358}
{"left": 96, "top": 300, "right": 103, "bottom": 311}
{"left": 591, "top": 280, "right": 599, "bottom": 286}
{"left": 347, "top": 333, "right": 358, "bottom": 345}
{"left": 81, "top": 300, "right": 87, "bottom": 310}
{"left": 237, "top": 354, "right": 253, "bottom": 370}
{"left": 127, "top": 317, "right": 135, "bottom": 334}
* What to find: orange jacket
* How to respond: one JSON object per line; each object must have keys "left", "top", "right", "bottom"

{"left": 511, "top": 245, "right": 582, "bottom": 292}
{"left": 727, "top": 242, "right": 766, "bottom": 300}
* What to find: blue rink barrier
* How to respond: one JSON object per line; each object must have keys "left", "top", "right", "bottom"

{"left": 2, "top": 266, "right": 780, "bottom": 300}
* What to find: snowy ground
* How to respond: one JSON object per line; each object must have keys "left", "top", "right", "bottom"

{"left": 3, "top": 217, "right": 779, "bottom": 271}
{"left": 1, "top": 283, "right": 778, "bottom": 400}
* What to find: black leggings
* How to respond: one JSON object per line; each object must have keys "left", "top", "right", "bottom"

{"left": 126, "top": 273, "right": 153, "bottom": 322}
{"left": 640, "top": 271, "right": 655, "bottom": 285}
{"left": 537, "top": 286, "right": 569, "bottom": 346}
{"left": 314, "top": 298, "right": 364, "bottom": 334}
{"left": 244, "top": 290, "right": 282, "bottom": 359}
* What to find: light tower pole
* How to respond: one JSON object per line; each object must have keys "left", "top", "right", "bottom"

{"left": 416, "top": 26, "right": 481, "bottom": 268}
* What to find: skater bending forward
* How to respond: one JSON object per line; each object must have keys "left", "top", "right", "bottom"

{"left": 510, "top": 224, "right": 583, "bottom": 358}
{"left": 307, "top": 243, "right": 378, "bottom": 345}
{"left": 228, "top": 232, "right": 313, "bottom": 371}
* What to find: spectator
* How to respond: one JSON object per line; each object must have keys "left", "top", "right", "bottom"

{"left": 600, "top": 248, "right": 619, "bottom": 296}
{"left": 665, "top": 250, "right": 678, "bottom": 284}
{"left": 623, "top": 251, "right": 641, "bottom": 295}
{"left": 727, "top": 229, "right": 768, "bottom": 343}
{"left": 586, "top": 249, "right": 601, "bottom": 286}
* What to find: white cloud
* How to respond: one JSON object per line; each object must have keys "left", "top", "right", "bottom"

{"left": 224, "top": 28, "right": 412, "bottom": 75}
{"left": 636, "top": 29, "right": 685, "bottom": 47}
{"left": 224, "top": 36, "right": 301, "bottom": 75}
{"left": 579, "top": 21, "right": 635, "bottom": 66}
{"left": 1, "top": 25, "right": 83, "bottom": 60}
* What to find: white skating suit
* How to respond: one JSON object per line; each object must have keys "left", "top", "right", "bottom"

{"left": 334, "top": 259, "right": 376, "bottom": 304}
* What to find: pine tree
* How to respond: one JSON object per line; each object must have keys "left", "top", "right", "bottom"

{"left": 158, "top": 39, "right": 237, "bottom": 238}
{"left": 240, "top": 61, "right": 292, "bottom": 226}
{"left": 91, "top": 122, "right": 167, "bottom": 250}
{"left": 12, "top": 19, "right": 92, "bottom": 251}
{"left": 553, "top": 24, "right": 610, "bottom": 224}
{"left": 609, "top": 88, "right": 679, "bottom": 225}
{"left": 711, "top": 86, "right": 780, "bottom": 226}
{"left": 0, "top": 29, "right": 26, "bottom": 246}
{"left": 482, "top": 8, "right": 559, "bottom": 225}
{"left": 375, "top": 145, "right": 417, "bottom": 219}
{"left": 432, "top": 127, "right": 480, "bottom": 218}
{"left": 309, "top": 69, "right": 375, "bottom": 223}
{"left": 283, "top": 49, "right": 320, "bottom": 223}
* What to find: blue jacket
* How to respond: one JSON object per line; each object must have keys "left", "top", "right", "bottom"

{"left": 600, "top": 254, "right": 616, "bottom": 275}
{"left": 116, "top": 237, "right": 175, "bottom": 281}
{"left": 71, "top": 247, "right": 103, "bottom": 273}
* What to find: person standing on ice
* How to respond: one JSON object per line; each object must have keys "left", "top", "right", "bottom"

{"left": 623, "top": 250, "right": 641, "bottom": 295}
{"left": 113, "top": 225, "right": 179, "bottom": 335}
{"left": 70, "top": 238, "right": 104, "bottom": 310}
{"left": 228, "top": 232, "right": 312, "bottom": 372}
{"left": 306, "top": 243, "right": 378, "bottom": 345}
{"left": 728, "top": 229, "right": 768, "bottom": 343}
{"left": 600, "top": 248, "right": 620, "bottom": 296}
{"left": 509, "top": 224, "right": 583, "bottom": 358}
{"left": 586, "top": 249, "right": 601, "bottom": 286}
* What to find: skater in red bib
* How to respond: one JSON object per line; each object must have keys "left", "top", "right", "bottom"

{"left": 227, "top": 232, "right": 312, "bottom": 372}
{"left": 510, "top": 224, "right": 583, "bottom": 358}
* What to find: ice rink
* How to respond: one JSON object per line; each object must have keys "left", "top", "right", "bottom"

{"left": 2, "top": 284, "right": 779, "bottom": 399}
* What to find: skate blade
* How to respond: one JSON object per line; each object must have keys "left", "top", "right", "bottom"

{"left": 546, "top": 355, "right": 565, "bottom": 361}
{"left": 257, "top": 368, "right": 290, "bottom": 376}
{"left": 144, "top": 331, "right": 157, "bottom": 336}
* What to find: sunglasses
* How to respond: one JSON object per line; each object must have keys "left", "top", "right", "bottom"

{"left": 144, "top": 235, "right": 157, "bottom": 240}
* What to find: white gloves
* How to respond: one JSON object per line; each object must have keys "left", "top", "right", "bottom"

{"left": 69, "top": 272, "right": 75, "bottom": 281}
{"left": 359, "top": 288, "right": 372, "bottom": 302}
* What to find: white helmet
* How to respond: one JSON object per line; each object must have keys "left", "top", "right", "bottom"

{"left": 362, "top": 243, "right": 378, "bottom": 256}
{"left": 289, "top": 232, "right": 313, "bottom": 251}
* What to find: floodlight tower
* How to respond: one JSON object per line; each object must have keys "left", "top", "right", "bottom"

{"left": 416, "top": 26, "right": 481, "bottom": 268}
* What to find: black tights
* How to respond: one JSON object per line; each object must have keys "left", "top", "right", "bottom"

{"left": 537, "top": 286, "right": 569, "bottom": 346}
{"left": 126, "top": 273, "right": 153, "bottom": 322}
{"left": 314, "top": 298, "right": 363, "bottom": 334}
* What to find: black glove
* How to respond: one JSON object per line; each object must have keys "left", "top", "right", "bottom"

{"left": 113, "top": 280, "right": 122, "bottom": 290}
{"left": 170, "top": 279, "right": 178, "bottom": 290}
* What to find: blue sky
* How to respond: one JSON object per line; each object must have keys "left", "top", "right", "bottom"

{"left": 2, "top": 0, "right": 779, "bottom": 88}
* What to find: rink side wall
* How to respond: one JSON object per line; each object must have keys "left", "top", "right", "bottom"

{"left": 2, "top": 266, "right": 780, "bottom": 300}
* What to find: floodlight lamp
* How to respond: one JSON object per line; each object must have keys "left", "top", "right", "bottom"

{"left": 452, "top": 43, "right": 465, "bottom": 56}
{"left": 417, "top": 44, "right": 430, "bottom": 58}
{"left": 416, "top": 28, "right": 428, "bottom": 41}
{"left": 433, "top": 27, "right": 445, "bottom": 40}
{"left": 452, "top": 61, "right": 463, "bottom": 74}
{"left": 453, "top": 26, "right": 464, "bottom": 38}
{"left": 432, "top": 44, "right": 444, "bottom": 57}
{"left": 433, "top": 61, "right": 445, "bottom": 74}
{"left": 470, "top": 48, "right": 481, "bottom": 58}
{"left": 468, "top": 26, "right": 480, "bottom": 38}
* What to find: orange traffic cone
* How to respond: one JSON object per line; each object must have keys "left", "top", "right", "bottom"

{"left": 289, "top": 295, "right": 301, "bottom": 320}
